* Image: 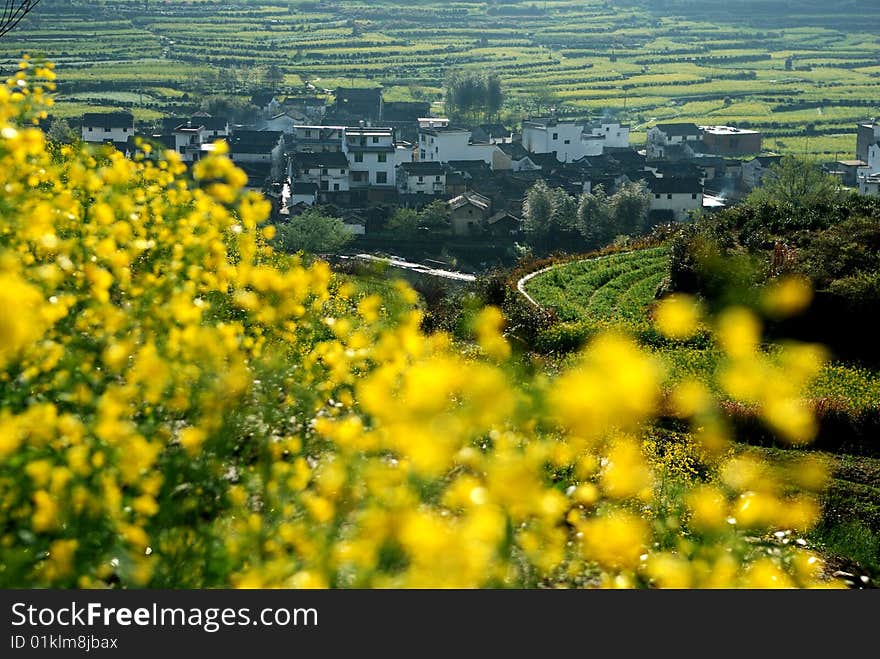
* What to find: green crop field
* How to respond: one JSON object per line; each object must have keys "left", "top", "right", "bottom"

{"left": 527, "top": 248, "right": 880, "bottom": 412}
{"left": 1, "top": 0, "right": 877, "bottom": 157}
{"left": 524, "top": 247, "right": 668, "bottom": 325}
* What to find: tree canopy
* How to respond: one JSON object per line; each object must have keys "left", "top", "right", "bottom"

{"left": 523, "top": 179, "right": 652, "bottom": 251}
{"left": 444, "top": 69, "right": 505, "bottom": 122}
{"left": 276, "top": 209, "right": 354, "bottom": 254}
{"left": 747, "top": 155, "right": 844, "bottom": 209}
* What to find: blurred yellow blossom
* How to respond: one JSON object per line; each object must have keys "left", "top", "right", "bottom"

{"left": 653, "top": 294, "right": 702, "bottom": 340}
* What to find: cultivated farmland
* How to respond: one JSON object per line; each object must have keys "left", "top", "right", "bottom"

{"left": 525, "top": 248, "right": 880, "bottom": 413}
{"left": 2, "top": 0, "right": 878, "bottom": 157}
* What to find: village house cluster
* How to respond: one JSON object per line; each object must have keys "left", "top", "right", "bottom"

{"left": 78, "top": 88, "right": 880, "bottom": 240}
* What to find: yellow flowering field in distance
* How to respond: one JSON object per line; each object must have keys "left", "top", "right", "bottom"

{"left": 0, "top": 59, "right": 840, "bottom": 589}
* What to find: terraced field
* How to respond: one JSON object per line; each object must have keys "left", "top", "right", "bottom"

{"left": 526, "top": 248, "right": 880, "bottom": 411}
{"left": 524, "top": 247, "right": 668, "bottom": 324}
{"left": 2, "top": 1, "right": 878, "bottom": 157}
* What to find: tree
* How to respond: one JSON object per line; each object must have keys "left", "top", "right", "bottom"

{"left": 747, "top": 155, "right": 844, "bottom": 209}
{"left": 46, "top": 117, "right": 77, "bottom": 144}
{"left": 610, "top": 181, "right": 651, "bottom": 237}
{"left": 200, "top": 96, "right": 258, "bottom": 123}
{"left": 275, "top": 210, "right": 353, "bottom": 254}
{"left": 0, "top": 1, "right": 40, "bottom": 39}
{"left": 486, "top": 73, "right": 503, "bottom": 121}
{"left": 418, "top": 200, "right": 451, "bottom": 231}
{"left": 523, "top": 179, "right": 555, "bottom": 242}
{"left": 264, "top": 63, "right": 284, "bottom": 91}
{"left": 577, "top": 185, "right": 612, "bottom": 246}
{"left": 523, "top": 179, "right": 581, "bottom": 250}
{"left": 444, "top": 69, "right": 504, "bottom": 122}
{"left": 530, "top": 87, "right": 558, "bottom": 116}
{"left": 385, "top": 207, "right": 421, "bottom": 236}
{"left": 551, "top": 188, "right": 578, "bottom": 236}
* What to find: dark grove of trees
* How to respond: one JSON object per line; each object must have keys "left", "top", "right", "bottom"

{"left": 665, "top": 192, "right": 880, "bottom": 361}
{"left": 522, "top": 179, "right": 652, "bottom": 252}
{"left": 444, "top": 69, "right": 504, "bottom": 122}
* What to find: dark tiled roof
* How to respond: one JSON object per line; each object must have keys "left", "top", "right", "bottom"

{"left": 198, "top": 116, "right": 229, "bottom": 131}
{"left": 229, "top": 130, "right": 283, "bottom": 153}
{"left": 654, "top": 123, "right": 701, "bottom": 137}
{"left": 499, "top": 142, "right": 530, "bottom": 160}
{"left": 650, "top": 161, "right": 704, "bottom": 178}
{"left": 752, "top": 155, "right": 783, "bottom": 166}
{"left": 648, "top": 177, "right": 703, "bottom": 194}
{"left": 447, "top": 159, "right": 491, "bottom": 173}
{"left": 237, "top": 162, "right": 273, "bottom": 186}
{"left": 487, "top": 210, "right": 521, "bottom": 225}
{"left": 523, "top": 116, "right": 584, "bottom": 129}
{"left": 294, "top": 151, "right": 350, "bottom": 168}
{"left": 348, "top": 145, "right": 395, "bottom": 153}
{"left": 420, "top": 126, "right": 470, "bottom": 136}
{"left": 291, "top": 182, "right": 319, "bottom": 194}
{"left": 284, "top": 96, "right": 326, "bottom": 107}
{"left": 160, "top": 116, "right": 188, "bottom": 132}
{"left": 82, "top": 112, "right": 134, "bottom": 128}
{"left": 399, "top": 161, "right": 445, "bottom": 175}
{"left": 606, "top": 148, "right": 646, "bottom": 168}
{"left": 528, "top": 152, "right": 559, "bottom": 169}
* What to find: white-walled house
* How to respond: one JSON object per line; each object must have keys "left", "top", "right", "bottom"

{"left": 173, "top": 122, "right": 209, "bottom": 162}
{"left": 859, "top": 174, "right": 880, "bottom": 196}
{"left": 648, "top": 177, "right": 703, "bottom": 222}
{"left": 81, "top": 112, "right": 134, "bottom": 144}
{"left": 857, "top": 120, "right": 880, "bottom": 163}
{"left": 646, "top": 123, "right": 702, "bottom": 160}
{"left": 397, "top": 161, "right": 446, "bottom": 195}
{"left": 395, "top": 140, "right": 415, "bottom": 167}
{"left": 228, "top": 130, "right": 284, "bottom": 164}
{"left": 194, "top": 114, "right": 229, "bottom": 139}
{"left": 346, "top": 126, "right": 396, "bottom": 188}
{"left": 522, "top": 118, "right": 587, "bottom": 162}
{"left": 289, "top": 151, "right": 350, "bottom": 196}
{"left": 418, "top": 127, "right": 505, "bottom": 169}
{"left": 586, "top": 121, "right": 630, "bottom": 149}
{"left": 867, "top": 142, "right": 880, "bottom": 174}
{"left": 521, "top": 117, "right": 629, "bottom": 162}
{"left": 289, "top": 181, "right": 319, "bottom": 206}
{"left": 291, "top": 125, "right": 346, "bottom": 153}
{"left": 262, "top": 112, "right": 308, "bottom": 134}
{"left": 498, "top": 142, "right": 541, "bottom": 172}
